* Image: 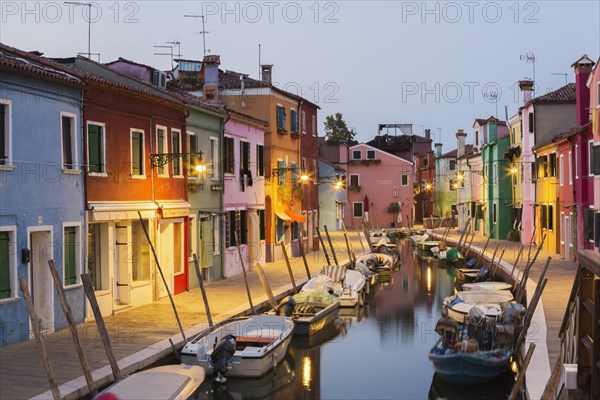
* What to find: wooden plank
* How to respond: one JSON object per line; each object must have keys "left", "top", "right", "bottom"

{"left": 280, "top": 241, "right": 298, "bottom": 294}
{"left": 192, "top": 254, "right": 213, "bottom": 327}
{"left": 81, "top": 273, "right": 122, "bottom": 381}
{"left": 18, "top": 277, "right": 61, "bottom": 400}
{"left": 47, "top": 260, "right": 97, "bottom": 396}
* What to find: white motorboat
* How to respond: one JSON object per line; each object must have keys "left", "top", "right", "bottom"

{"left": 410, "top": 232, "right": 429, "bottom": 244}
{"left": 461, "top": 282, "right": 513, "bottom": 291}
{"left": 276, "top": 289, "right": 340, "bottom": 336}
{"left": 302, "top": 265, "right": 367, "bottom": 307}
{"left": 181, "top": 315, "right": 294, "bottom": 378}
{"left": 443, "top": 290, "right": 514, "bottom": 323}
{"left": 93, "top": 364, "right": 205, "bottom": 400}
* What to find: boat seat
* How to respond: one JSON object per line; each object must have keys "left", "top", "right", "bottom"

{"left": 234, "top": 336, "right": 276, "bottom": 350}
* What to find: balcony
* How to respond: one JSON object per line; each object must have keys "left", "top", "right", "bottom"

{"left": 349, "top": 158, "right": 381, "bottom": 166}
{"left": 348, "top": 184, "right": 361, "bottom": 193}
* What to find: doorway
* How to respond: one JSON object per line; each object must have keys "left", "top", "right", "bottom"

{"left": 29, "top": 229, "right": 54, "bottom": 335}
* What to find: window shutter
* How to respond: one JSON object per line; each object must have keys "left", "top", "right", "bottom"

{"left": 62, "top": 116, "right": 73, "bottom": 168}
{"left": 528, "top": 112, "right": 534, "bottom": 133}
{"left": 0, "top": 232, "right": 10, "bottom": 299}
{"left": 0, "top": 105, "right": 5, "bottom": 165}
{"left": 64, "top": 227, "right": 77, "bottom": 285}
{"left": 593, "top": 145, "right": 600, "bottom": 175}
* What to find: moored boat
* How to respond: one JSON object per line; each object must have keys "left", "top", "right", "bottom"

{"left": 181, "top": 315, "right": 294, "bottom": 378}
{"left": 93, "top": 364, "right": 205, "bottom": 400}
{"left": 443, "top": 290, "right": 515, "bottom": 323}
{"left": 277, "top": 289, "right": 340, "bottom": 336}
{"left": 461, "top": 282, "right": 512, "bottom": 291}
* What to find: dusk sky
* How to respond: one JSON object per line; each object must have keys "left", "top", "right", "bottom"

{"left": 1, "top": 1, "right": 599, "bottom": 149}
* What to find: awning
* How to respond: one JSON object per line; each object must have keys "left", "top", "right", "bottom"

{"left": 275, "top": 211, "right": 292, "bottom": 221}
{"left": 285, "top": 210, "right": 306, "bottom": 223}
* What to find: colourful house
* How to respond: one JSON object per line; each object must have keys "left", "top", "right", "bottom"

{"left": 455, "top": 129, "right": 478, "bottom": 232}
{"left": 507, "top": 112, "right": 523, "bottom": 239}
{"left": 434, "top": 143, "right": 457, "bottom": 222}
{"left": 589, "top": 57, "right": 600, "bottom": 252}
{"left": 318, "top": 160, "right": 346, "bottom": 232}
{"left": 532, "top": 139, "right": 560, "bottom": 255}
{"left": 480, "top": 117, "right": 512, "bottom": 240}
{"left": 222, "top": 109, "right": 268, "bottom": 277}
{"left": 0, "top": 45, "right": 86, "bottom": 345}
{"left": 345, "top": 143, "right": 413, "bottom": 229}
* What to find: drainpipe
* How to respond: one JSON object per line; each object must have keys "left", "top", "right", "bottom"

{"left": 218, "top": 111, "right": 230, "bottom": 279}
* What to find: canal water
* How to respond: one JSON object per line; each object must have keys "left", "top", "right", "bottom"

{"left": 197, "top": 240, "right": 517, "bottom": 400}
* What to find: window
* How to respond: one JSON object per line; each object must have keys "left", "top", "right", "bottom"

{"left": 0, "top": 100, "right": 12, "bottom": 166}
{"left": 211, "top": 137, "right": 219, "bottom": 180}
{"left": 528, "top": 112, "right": 534, "bottom": 133}
{"left": 226, "top": 210, "right": 236, "bottom": 248}
{"left": 401, "top": 174, "right": 409, "bottom": 186}
{"left": 87, "top": 122, "right": 105, "bottom": 174}
{"left": 301, "top": 111, "right": 306, "bottom": 133}
{"left": 292, "top": 222, "right": 299, "bottom": 240}
{"left": 291, "top": 162, "right": 298, "bottom": 186}
{"left": 276, "top": 105, "right": 286, "bottom": 131}
{"left": 312, "top": 115, "right": 316, "bottom": 136}
{"left": 593, "top": 144, "right": 600, "bottom": 175}
{"left": 251, "top": 144, "right": 263, "bottom": 178}
{"left": 569, "top": 151, "right": 573, "bottom": 184}
{"left": 0, "top": 228, "right": 15, "bottom": 300}
{"left": 132, "top": 220, "right": 150, "bottom": 281}
{"left": 584, "top": 208, "right": 595, "bottom": 241}
{"left": 540, "top": 205, "right": 547, "bottom": 230}
{"left": 595, "top": 212, "right": 600, "bottom": 248}
{"left": 367, "top": 150, "right": 376, "bottom": 160}
{"left": 87, "top": 224, "right": 104, "bottom": 290}
{"left": 493, "top": 203, "right": 497, "bottom": 224}
{"left": 312, "top": 159, "right": 318, "bottom": 184}
{"left": 61, "top": 113, "right": 77, "bottom": 170}
{"left": 353, "top": 202, "right": 364, "bottom": 218}
{"left": 353, "top": 150, "right": 361, "bottom": 160}
{"left": 63, "top": 225, "right": 80, "bottom": 286}
{"left": 349, "top": 174, "right": 359, "bottom": 190}
{"left": 560, "top": 213, "right": 565, "bottom": 244}
{"left": 188, "top": 132, "right": 200, "bottom": 176}
{"left": 240, "top": 141, "right": 250, "bottom": 173}
{"left": 224, "top": 136, "right": 234, "bottom": 174}
{"left": 548, "top": 205, "right": 553, "bottom": 230}
{"left": 131, "top": 130, "right": 144, "bottom": 177}
{"left": 156, "top": 126, "right": 167, "bottom": 176}
{"left": 290, "top": 109, "right": 298, "bottom": 134}
{"left": 475, "top": 131, "right": 479, "bottom": 146}
{"left": 588, "top": 141, "right": 594, "bottom": 176}
{"left": 559, "top": 155, "right": 564, "bottom": 186}
{"left": 172, "top": 130, "right": 182, "bottom": 176}
{"left": 547, "top": 153, "right": 556, "bottom": 177}
{"left": 493, "top": 163, "right": 498, "bottom": 185}
{"left": 258, "top": 210, "right": 266, "bottom": 241}
{"left": 277, "top": 160, "right": 286, "bottom": 185}
{"left": 239, "top": 210, "right": 247, "bottom": 245}
{"left": 449, "top": 159, "right": 456, "bottom": 170}
{"left": 575, "top": 144, "right": 579, "bottom": 179}
{"left": 301, "top": 157, "right": 306, "bottom": 172}
{"left": 188, "top": 216, "right": 197, "bottom": 260}
{"left": 423, "top": 157, "right": 428, "bottom": 168}
{"left": 536, "top": 155, "right": 548, "bottom": 178}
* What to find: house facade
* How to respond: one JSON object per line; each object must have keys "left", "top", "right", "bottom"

{"left": 532, "top": 139, "right": 560, "bottom": 254}
{"left": 299, "top": 100, "right": 320, "bottom": 252}
{"left": 434, "top": 143, "right": 458, "bottom": 222}
{"left": 590, "top": 57, "right": 600, "bottom": 252}
{"left": 507, "top": 112, "right": 523, "bottom": 239}
{"left": 318, "top": 160, "right": 346, "bottom": 232}
{"left": 345, "top": 143, "right": 413, "bottom": 229}
{"left": 0, "top": 46, "right": 86, "bottom": 345}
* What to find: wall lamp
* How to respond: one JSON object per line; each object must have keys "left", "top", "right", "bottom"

{"left": 150, "top": 151, "right": 204, "bottom": 168}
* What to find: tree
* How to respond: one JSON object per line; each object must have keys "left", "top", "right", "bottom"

{"left": 323, "top": 113, "right": 356, "bottom": 143}
{"left": 386, "top": 202, "right": 400, "bottom": 226}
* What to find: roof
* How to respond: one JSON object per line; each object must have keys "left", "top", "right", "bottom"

{"left": 166, "top": 87, "right": 226, "bottom": 116}
{"left": 349, "top": 143, "right": 413, "bottom": 165}
{"left": 226, "top": 107, "right": 269, "bottom": 127}
{"left": 473, "top": 116, "right": 507, "bottom": 127}
{"left": 526, "top": 83, "right": 576, "bottom": 106}
{"left": 551, "top": 122, "right": 592, "bottom": 144}
{"left": 0, "top": 43, "right": 83, "bottom": 86}
{"left": 441, "top": 144, "right": 473, "bottom": 158}
{"left": 105, "top": 57, "right": 156, "bottom": 71}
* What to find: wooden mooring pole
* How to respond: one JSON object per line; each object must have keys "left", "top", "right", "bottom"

{"left": 297, "top": 232, "right": 312, "bottom": 280}
{"left": 508, "top": 343, "right": 536, "bottom": 400}
{"left": 18, "top": 277, "right": 61, "bottom": 400}
{"left": 192, "top": 254, "right": 213, "bottom": 327}
{"left": 280, "top": 241, "right": 298, "bottom": 294}
{"left": 235, "top": 231, "right": 256, "bottom": 313}
{"left": 324, "top": 225, "right": 339, "bottom": 267}
{"left": 316, "top": 227, "right": 332, "bottom": 265}
{"left": 48, "top": 260, "right": 97, "bottom": 397}
{"left": 81, "top": 273, "right": 122, "bottom": 382}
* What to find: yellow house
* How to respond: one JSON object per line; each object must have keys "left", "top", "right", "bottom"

{"left": 532, "top": 139, "right": 560, "bottom": 255}
{"left": 219, "top": 65, "right": 306, "bottom": 261}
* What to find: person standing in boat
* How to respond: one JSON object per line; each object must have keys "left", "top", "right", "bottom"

{"left": 435, "top": 307, "right": 458, "bottom": 349}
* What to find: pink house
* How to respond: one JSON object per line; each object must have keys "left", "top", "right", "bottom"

{"left": 589, "top": 57, "right": 600, "bottom": 252}
{"left": 223, "top": 109, "right": 268, "bottom": 277}
{"left": 345, "top": 143, "right": 413, "bottom": 229}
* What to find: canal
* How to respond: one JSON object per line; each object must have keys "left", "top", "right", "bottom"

{"left": 196, "top": 240, "right": 517, "bottom": 400}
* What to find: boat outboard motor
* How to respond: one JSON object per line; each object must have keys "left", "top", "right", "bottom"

{"left": 465, "top": 257, "right": 477, "bottom": 268}
{"left": 283, "top": 296, "right": 296, "bottom": 317}
{"left": 467, "top": 306, "right": 485, "bottom": 347}
{"left": 474, "top": 266, "right": 490, "bottom": 282}
{"left": 210, "top": 334, "right": 236, "bottom": 383}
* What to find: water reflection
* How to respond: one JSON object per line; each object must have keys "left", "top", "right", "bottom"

{"left": 195, "top": 240, "right": 514, "bottom": 399}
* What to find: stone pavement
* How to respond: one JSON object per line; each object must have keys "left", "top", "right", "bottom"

{"left": 431, "top": 226, "right": 579, "bottom": 400}
{"left": 0, "top": 230, "right": 368, "bottom": 400}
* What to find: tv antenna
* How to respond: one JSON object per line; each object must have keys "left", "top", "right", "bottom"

{"left": 551, "top": 72, "right": 568, "bottom": 86}
{"left": 184, "top": 14, "right": 212, "bottom": 56}
{"left": 520, "top": 52, "right": 536, "bottom": 96}
{"left": 484, "top": 90, "right": 499, "bottom": 117}
{"left": 154, "top": 44, "right": 174, "bottom": 69}
{"left": 64, "top": 2, "right": 94, "bottom": 59}
{"left": 167, "top": 41, "right": 182, "bottom": 59}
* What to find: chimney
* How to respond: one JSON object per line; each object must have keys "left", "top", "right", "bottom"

{"left": 425, "top": 128, "right": 431, "bottom": 139}
{"left": 261, "top": 64, "right": 273, "bottom": 84}
{"left": 435, "top": 143, "right": 443, "bottom": 158}
{"left": 487, "top": 116, "right": 498, "bottom": 142}
{"left": 456, "top": 129, "right": 467, "bottom": 158}
{"left": 519, "top": 80, "right": 534, "bottom": 105}
{"left": 571, "top": 54, "right": 595, "bottom": 126}
{"left": 202, "top": 55, "right": 220, "bottom": 103}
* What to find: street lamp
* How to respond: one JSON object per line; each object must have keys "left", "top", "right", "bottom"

{"left": 150, "top": 150, "right": 204, "bottom": 169}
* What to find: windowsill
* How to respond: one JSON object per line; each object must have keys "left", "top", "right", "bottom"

{"left": 89, "top": 172, "right": 107, "bottom": 177}
{"left": 132, "top": 280, "right": 151, "bottom": 288}
{"left": 213, "top": 252, "right": 220, "bottom": 256}
{"left": 173, "top": 175, "right": 184, "bottom": 179}
{"left": 131, "top": 175, "right": 146, "bottom": 180}
{"left": 63, "top": 169, "right": 81, "bottom": 175}
{"left": 94, "top": 289, "right": 111, "bottom": 296}
{"left": 0, "top": 296, "right": 20, "bottom": 305}
{"left": 157, "top": 174, "right": 170, "bottom": 178}
{"left": 0, "top": 165, "right": 16, "bottom": 171}
{"left": 174, "top": 271, "right": 185, "bottom": 277}
{"left": 64, "top": 283, "right": 83, "bottom": 290}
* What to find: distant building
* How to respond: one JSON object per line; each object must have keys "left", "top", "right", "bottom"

{"left": 434, "top": 143, "right": 458, "bottom": 222}
{"left": 318, "top": 160, "right": 346, "bottom": 232}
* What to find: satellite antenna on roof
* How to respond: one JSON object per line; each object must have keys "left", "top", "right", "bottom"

{"left": 484, "top": 90, "right": 499, "bottom": 118}
{"left": 520, "top": 52, "right": 536, "bottom": 96}
{"left": 184, "top": 14, "right": 213, "bottom": 56}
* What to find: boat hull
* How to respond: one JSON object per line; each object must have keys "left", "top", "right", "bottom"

{"left": 428, "top": 349, "right": 511, "bottom": 385}
{"left": 293, "top": 301, "right": 340, "bottom": 336}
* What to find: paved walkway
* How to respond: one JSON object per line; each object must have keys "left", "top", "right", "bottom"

{"left": 0, "top": 231, "right": 368, "bottom": 400}
{"left": 431, "top": 227, "right": 579, "bottom": 400}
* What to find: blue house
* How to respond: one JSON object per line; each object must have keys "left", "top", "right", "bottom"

{"left": 318, "top": 160, "right": 346, "bottom": 231}
{"left": 0, "top": 45, "right": 86, "bottom": 345}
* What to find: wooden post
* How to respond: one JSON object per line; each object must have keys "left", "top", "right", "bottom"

{"left": 18, "top": 277, "right": 61, "bottom": 400}
{"left": 343, "top": 232, "right": 355, "bottom": 265}
{"left": 323, "top": 225, "right": 339, "bottom": 267}
{"left": 254, "top": 263, "right": 278, "bottom": 310}
{"left": 509, "top": 245, "right": 525, "bottom": 286}
{"left": 456, "top": 218, "right": 471, "bottom": 253}
{"left": 515, "top": 234, "right": 546, "bottom": 304}
{"left": 81, "top": 273, "right": 122, "bottom": 381}
{"left": 234, "top": 231, "right": 256, "bottom": 314}
{"left": 297, "top": 232, "right": 312, "bottom": 280}
{"left": 490, "top": 246, "right": 507, "bottom": 280}
{"left": 280, "top": 241, "right": 298, "bottom": 293}
{"left": 137, "top": 212, "right": 187, "bottom": 343}
{"left": 474, "top": 225, "right": 495, "bottom": 268}
{"left": 362, "top": 224, "right": 375, "bottom": 252}
{"left": 464, "top": 229, "right": 476, "bottom": 258}
{"left": 356, "top": 230, "right": 365, "bottom": 253}
{"left": 192, "top": 254, "right": 213, "bottom": 327}
{"left": 316, "top": 227, "right": 332, "bottom": 265}
{"left": 508, "top": 343, "right": 536, "bottom": 400}
{"left": 488, "top": 243, "right": 500, "bottom": 273}
{"left": 48, "top": 260, "right": 97, "bottom": 396}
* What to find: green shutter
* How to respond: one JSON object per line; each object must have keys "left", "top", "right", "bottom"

{"left": 88, "top": 125, "right": 101, "bottom": 173}
{"left": 64, "top": 227, "right": 77, "bottom": 285}
{"left": 62, "top": 116, "right": 73, "bottom": 168}
{"left": 0, "top": 104, "right": 6, "bottom": 165}
{"left": 0, "top": 232, "right": 11, "bottom": 299}
{"left": 200, "top": 220, "right": 212, "bottom": 267}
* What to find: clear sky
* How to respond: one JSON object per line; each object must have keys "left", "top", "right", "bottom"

{"left": 1, "top": 1, "right": 598, "bottom": 149}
